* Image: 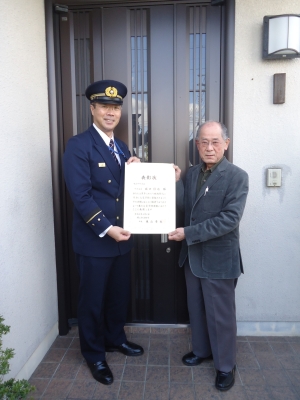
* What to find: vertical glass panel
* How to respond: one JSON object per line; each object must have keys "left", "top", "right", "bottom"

{"left": 130, "top": 9, "right": 149, "bottom": 162}
{"left": 74, "top": 12, "right": 91, "bottom": 133}
{"left": 131, "top": 36, "right": 136, "bottom": 92}
{"left": 143, "top": 36, "right": 148, "bottom": 92}
{"left": 130, "top": 8, "right": 151, "bottom": 323}
{"left": 189, "top": 6, "right": 206, "bottom": 165}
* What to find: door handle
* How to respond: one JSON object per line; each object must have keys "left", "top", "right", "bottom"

{"left": 161, "top": 234, "right": 168, "bottom": 243}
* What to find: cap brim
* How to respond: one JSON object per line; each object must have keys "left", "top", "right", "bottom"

{"left": 90, "top": 97, "right": 123, "bottom": 105}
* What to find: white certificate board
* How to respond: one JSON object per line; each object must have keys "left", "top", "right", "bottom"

{"left": 124, "top": 163, "right": 176, "bottom": 234}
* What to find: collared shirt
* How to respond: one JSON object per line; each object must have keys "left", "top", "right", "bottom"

{"left": 93, "top": 123, "right": 121, "bottom": 164}
{"left": 196, "top": 156, "right": 225, "bottom": 196}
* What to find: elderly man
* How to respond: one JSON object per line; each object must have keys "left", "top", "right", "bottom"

{"left": 169, "top": 121, "right": 248, "bottom": 391}
{"left": 63, "top": 80, "right": 143, "bottom": 386}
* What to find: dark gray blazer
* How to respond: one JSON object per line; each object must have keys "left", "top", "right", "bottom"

{"left": 177, "top": 157, "right": 249, "bottom": 279}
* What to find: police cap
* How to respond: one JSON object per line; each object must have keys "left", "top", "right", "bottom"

{"left": 85, "top": 80, "right": 127, "bottom": 105}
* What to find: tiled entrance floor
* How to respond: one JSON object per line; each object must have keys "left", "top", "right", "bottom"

{"left": 29, "top": 326, "right": 300, "bottom": 399}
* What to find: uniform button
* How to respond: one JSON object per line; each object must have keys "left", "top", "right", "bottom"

{"left": 116, "top": 198, "right": 119, "bottom": 202}
{"left": 108, "top": 180, "right": 111, "bottom": 183}
{"left": 92, "top": 223, "right": 95, "bottom": 226}
{"left": 191, "top": 218, "right": 195, "bottom": 222}
{"left": 98, "top": 218, "right": 100, "bottom": 221}
{"left": 116, "top": 216, "right": 119, "bottom": 220}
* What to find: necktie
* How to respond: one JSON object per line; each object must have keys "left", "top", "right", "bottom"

{"left": 109, "top": 139, "right": 120, "bottom": 167}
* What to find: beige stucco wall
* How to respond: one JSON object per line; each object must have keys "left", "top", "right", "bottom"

{"left": 234, "top": 0, "right": 300, "bottom": 334}
{"left": 0, "top": 0, "right": 58, "bottom": 378}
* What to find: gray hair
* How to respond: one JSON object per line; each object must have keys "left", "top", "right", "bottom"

{"left": 196, "top": 121, "right": 228, "bottom": 141}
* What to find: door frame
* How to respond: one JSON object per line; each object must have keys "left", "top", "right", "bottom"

{"left": 45, "top": 0, "right": 235, "bottom": 335}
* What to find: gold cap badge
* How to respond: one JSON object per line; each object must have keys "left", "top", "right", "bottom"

{"left": 105, "top": 86, "right": 118, "bottom": 97}
{"left": 90, "top": 86, "right": 122, "bottom": 101}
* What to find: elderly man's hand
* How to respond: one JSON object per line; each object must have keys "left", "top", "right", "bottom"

{"left": 168, "top": 228, "right": 185, "bottom": 241}
{"left": 173, "top": 164, "right": 181, "bottom": 182}
{"left": 127, "top": 156, "right": 141, "bottom": 164}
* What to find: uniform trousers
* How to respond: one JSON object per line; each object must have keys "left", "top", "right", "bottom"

{"left": 76, "top": 252, "right": 131, "bottom": 363}
{"left": 184, "top": 262, "right": 237, "bottom": 372}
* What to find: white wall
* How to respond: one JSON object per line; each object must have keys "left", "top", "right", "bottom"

{"left": 234, "top": 0, "right": 300, "bottom": 334}
{"left": 0, "top": 0, "right": 58, "bottom": 378}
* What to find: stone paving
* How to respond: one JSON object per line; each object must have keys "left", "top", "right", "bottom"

{"left": 28, "top": 326, "right": 300, "bottom": 399}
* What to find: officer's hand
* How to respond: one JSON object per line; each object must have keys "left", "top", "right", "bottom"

{"left": 127, "top": 156, "right": 141, "bottom": 164}
{"left": 107, "top": 226, "right": 131, "bottom": 242}
{"left": 168, "top": 228, "right": 185, "bottom": 241}
{"left": 173, "top": 164, "right": 181, "bottom": 182}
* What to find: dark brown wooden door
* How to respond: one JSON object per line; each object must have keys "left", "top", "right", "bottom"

{"left": 54, "top": 1, "right": 223, "bottom": 331}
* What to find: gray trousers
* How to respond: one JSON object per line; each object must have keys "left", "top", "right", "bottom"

{"left": 184, "top": 263, "right": 237, "bottom": 372}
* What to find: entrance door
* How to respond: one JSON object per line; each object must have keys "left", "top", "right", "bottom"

{"left": 55, "top": 1, "right": 223, "bottom": 331}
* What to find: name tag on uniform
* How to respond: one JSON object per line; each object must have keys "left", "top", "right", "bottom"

{"left": 98, "top": 163, "right": 106, "bottom": 168}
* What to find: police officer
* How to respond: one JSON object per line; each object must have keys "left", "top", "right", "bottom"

{"left": 63, "top": 80, "right": 143, "bottom": 385}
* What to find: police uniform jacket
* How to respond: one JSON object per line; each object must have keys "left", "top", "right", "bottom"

{"left": 176, "top": 157, "right": 249, "bottom": 279}
{"left": 63, "top": 125, "right": 133, "bottom": 257}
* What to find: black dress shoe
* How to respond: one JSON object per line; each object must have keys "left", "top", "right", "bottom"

{"left": 182, "top": 351, "right": 213, "bottom": 366}
{"left": 215, "top": 365, "right": 236, "bottom": 391}
{"left": 87, "top": 361, "right": 113, "bottom": 385}
{"left": 105, "top": 340, "right": 144, "bottom": 356}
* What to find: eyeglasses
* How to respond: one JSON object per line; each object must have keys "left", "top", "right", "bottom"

{"left": 197, "top": 140, "right": 224, "bottom": 148}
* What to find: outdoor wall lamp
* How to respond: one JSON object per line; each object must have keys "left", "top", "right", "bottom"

{"left": 263, "top": 14, "right": 300, "bottom": 59}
